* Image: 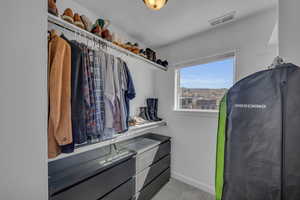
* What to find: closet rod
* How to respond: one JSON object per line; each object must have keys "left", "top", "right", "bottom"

{"left": 48, "top": 14, "right": 168, "bottom": 71}
{"left": 48, "top": 19, "right": 107, "bottom": 48}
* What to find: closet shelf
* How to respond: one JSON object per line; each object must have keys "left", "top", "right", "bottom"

{"left": 48, "top": 14, "right": 168, "bottom": 71}
{"left": 48, "top": 121, "right": 167, "bottom": 162}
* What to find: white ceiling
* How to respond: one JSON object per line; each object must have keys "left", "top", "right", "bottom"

{"left": 74, "top": 0, "right": 277, "bottom": 48}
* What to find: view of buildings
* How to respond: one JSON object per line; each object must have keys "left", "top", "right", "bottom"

{"left": 179, "top": 88, "right": 227, "bottom": 110}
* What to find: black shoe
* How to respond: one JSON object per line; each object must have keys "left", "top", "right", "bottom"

{"left": 153, "top": 98, "right": 162, "bottom": 121}
{"left": 146, "top": 98, "right": 156, "bottom": 121}
{"left": 157, "top": 59, "right": 163, "bottom": 65}
{"left": 162, "top": 60, "right": 168, "bottom": 67}
{"left": 139, "top": 107, "right": 152, "bottom": 121}
{"left": 145, "top": 48, "right": 157, "bottom": 62}
{"left": 145, "top": 107, "right": 152, "bottom": 121}
{"left": 139, "top": 107, "right": 148, "bottom": 121}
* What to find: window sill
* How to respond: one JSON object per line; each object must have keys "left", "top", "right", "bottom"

{"left": 173, "top": 109, "right": 219, "bottom": 118}
{"left": 174, "top": 109, "right": 219, "bottom": 113}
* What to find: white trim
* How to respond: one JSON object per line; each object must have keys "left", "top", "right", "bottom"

{"left": 171, "top": 171, "right": 215, "bottom": 196}
{"left": 173, "top": 51, "right": 236, "bottom": 69}
{"left": 173, "top": 109, "right": 219, "bottom": 113}
{"left": 48, "top": 121, "right": 167, "bottom": 162}
{"left": 174, "top": 69, "right": 180, "bottom": 110}
{"left": 233, "top": 49, "right": 239, "bottom": 83}
{"left": 172, "top": 109, "right": 219, "bottom": 118}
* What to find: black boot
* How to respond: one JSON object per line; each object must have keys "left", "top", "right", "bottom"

{"left": 153, "top": 98, "right": 162, "bottom": 121}
{"left": 139, "top": 107, "right": 147, "bottom": 120}
{"left": 146, "top": 98, "right": 156, "bottom": 121}
{"left": 147, "top": 98, "right": 162, "bottom": 121}
{"left": 139, "top": 107, "right": 151, "bottom": 121}
{"left": 145, "top": 107, "right": 152, "bottom": 121}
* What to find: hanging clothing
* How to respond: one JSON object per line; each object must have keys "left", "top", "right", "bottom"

{"left": 104, "top": 54, "right": 116, "bottom": 129}
{"left": 123, "top": 62, "right": 136, "bottom": 130}
{"left": 47, "top": 29, "right": 137, "bottom": 158}
{"left": 92, "top": 50, "right": 105, "bottom": 138}
{"left": 61, "top": 37, "right": 87, "bottom": 153}
{"left": 48, "top": 34, "right": 72, "bottom": 158}
{"left": 99, "top": 51, "right": 106, "bottom": 133}
{"left": 119, "top": 59, "right": 129, "bottom": 132}
{"left": 113, "top": 57, "right": 123, "bottom": 132}
{"left": 83, "top": 46, "right": 97, "bottom": 139}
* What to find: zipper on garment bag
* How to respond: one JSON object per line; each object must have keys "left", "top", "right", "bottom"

{"left": 280, "top": 75, "right": 287, "bottom": 200}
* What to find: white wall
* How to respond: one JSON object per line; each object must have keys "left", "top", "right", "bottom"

{"left": 0, "top": 1, "right": 280, "bottom": 199}
{"left": 278, "top": 0, "right": 300, "bottom": 65}
{"left": 0, "top": 0, "right": 48, "bottom": 200}
{"left": 155, "top": 8, "right": 277, "bottom": 194}
{"left": 0, "top": 0, "right": 159, "bottom": 198}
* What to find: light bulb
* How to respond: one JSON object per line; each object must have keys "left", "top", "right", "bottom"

{"left": 143, "top": 0, "right": 168, "bottom": 11}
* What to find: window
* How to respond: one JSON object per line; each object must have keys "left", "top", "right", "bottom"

{"left": 175, "top": 53, "right": 235, "bottom": 112}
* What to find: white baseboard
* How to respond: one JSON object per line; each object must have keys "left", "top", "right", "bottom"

{"left": 171, "top": 171, "right": 215, "bottom": 195}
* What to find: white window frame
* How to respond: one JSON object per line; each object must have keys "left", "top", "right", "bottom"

{"left": 174, "top": 51, "right": 236, "bottom": 113}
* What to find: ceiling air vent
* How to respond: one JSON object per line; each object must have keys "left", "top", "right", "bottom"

{"left": 209, "top": 11, "right": 236, "bottom": 27}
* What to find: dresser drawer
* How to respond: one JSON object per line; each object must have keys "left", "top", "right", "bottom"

{"left": 157, "top": 141, "right": 171, "bottom": 161}
{"left": 135, "top": 168, "right": 170, "bottom": 200}
{"left": 135, "top": 155, "right": 170, "bottom": 192}
{"left": 51, "top": 158, "right": 134, "bottom": 200}
{"left": 136, "top": 146, "right": 159, "bottom": 173}
{"left": 136, "top": 141, "right": 171, "bottom": 173}
{"left": 101, "top": 179, "right": 134, "bottom": 200}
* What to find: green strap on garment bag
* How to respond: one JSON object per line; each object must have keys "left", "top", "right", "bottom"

{"left": 215, "top": 95, "right": 227, "bottom": 200}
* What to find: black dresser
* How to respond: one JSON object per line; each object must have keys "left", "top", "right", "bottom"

{"left": 48, "top": 133, "right": 171, "bottom": 200}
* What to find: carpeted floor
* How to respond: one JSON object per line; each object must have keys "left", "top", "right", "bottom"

{"left": 152, "top": 178, "right": 215, "bottom": 200}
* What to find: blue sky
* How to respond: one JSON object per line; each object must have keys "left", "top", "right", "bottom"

{"left": 180, "top": 58, "right": 234, "bottom": 89}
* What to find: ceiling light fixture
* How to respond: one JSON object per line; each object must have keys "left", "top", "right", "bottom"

{"left": 143, "top": 0, "right": 168, "bottom": 11}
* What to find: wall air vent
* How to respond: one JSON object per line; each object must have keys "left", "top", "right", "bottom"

{"left": 209, "top": 11, "right": 236, "bottom": 27}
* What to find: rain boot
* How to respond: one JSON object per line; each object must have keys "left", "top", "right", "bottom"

{"left": 139, "top": 107, "right": 149, "bottom": 121}
{"left": 146, "top": 98, "right": 156, "bottom": 121}
{"left": 145, "top": 107, "right": 152, "bottom": 121}
{"left": 154, "top": 98, "right": 162, "bottom": 121}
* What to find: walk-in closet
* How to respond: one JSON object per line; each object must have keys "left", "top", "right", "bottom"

{"left": 2, "top": 0, "right": 300, "bottom": 200}
{"left": 47, "top": 1, "right": 171, "bottom": 199}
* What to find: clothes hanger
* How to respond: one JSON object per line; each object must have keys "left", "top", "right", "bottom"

{"left": 50, "top": 29, "right": 60, "bottom": 38}
{"left": 78, "top": 32, "right": 82, "bottom": 44}
{"left": 86, "top": 34, "right": 90, "bottom": 47}
{"left": 94, "top": 38, "right": 98, "bottom": 50}
{"left": 273, "top": 56, "right": 284, "bottom": 66}
{"left": 48, "top": 30, "right": 52, "bottom": 41}
{"left": 269, "top": 56, "right": 285, "bottom": 69}
{"left": 74, "top": 30, "right": 77, "bottom": 41}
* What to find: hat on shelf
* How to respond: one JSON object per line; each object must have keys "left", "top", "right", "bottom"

{"left": 101, "top": 29, "right": 112, "bottom": 41}
{"left": 61, "top": 8, "right": 74, "bottom": 24}
{"left": 91, "top": 24, "right": 102, "bottom": 37}
{"left": 74, "top": 13, "right": 85, "bottom": 29}
{"left": 94, "top": 19, "right": 110, "bottom": 30}
{"left": 48, "top": 0, "right": 58, "bottom": 16}
{"left": 81, "top": 15, "right": 93, "bottom": 32}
